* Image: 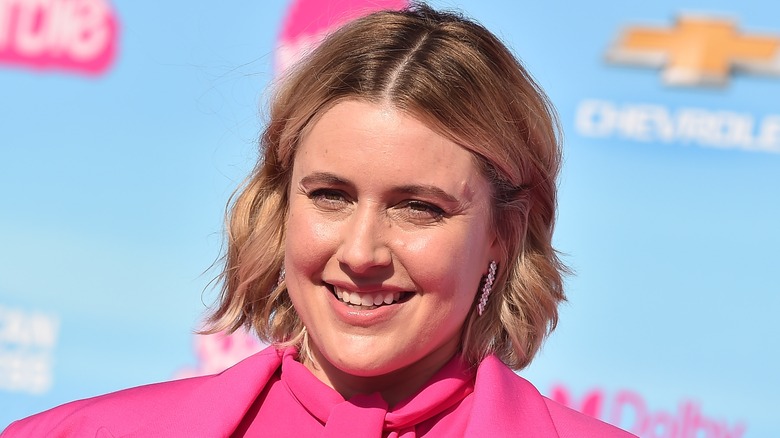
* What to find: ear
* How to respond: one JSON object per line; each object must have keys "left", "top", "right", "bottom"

{"left": 486, "top": 230, "right": 502, "bottom": 267}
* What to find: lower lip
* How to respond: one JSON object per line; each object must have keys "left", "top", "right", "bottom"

{"left": 326, "top": 287, "right": 407, "bottom": 327}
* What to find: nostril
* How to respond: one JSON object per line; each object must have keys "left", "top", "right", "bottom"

{"left": 336, "top": 226, "right": 392, "bottom": 271}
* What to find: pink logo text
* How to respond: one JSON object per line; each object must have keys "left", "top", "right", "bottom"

{"left": 0, "top": 0, "right": 119, "bottom": 75}
{"left": 551, "top": 385, "right": 747, "bottom": 438}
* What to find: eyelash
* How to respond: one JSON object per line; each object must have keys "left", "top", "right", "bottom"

{"left": 306, "top": 189, "right": 447, "bottom": 220}
{"left": 308, "top": 189, "right": 349, "bottom": 205}
{"left": 402, "top": 200, "right": 446, "bottom": 220}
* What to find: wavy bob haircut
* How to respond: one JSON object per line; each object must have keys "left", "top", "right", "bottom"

{"left": 207, "top": 3, "right": 567, "bottom": 370}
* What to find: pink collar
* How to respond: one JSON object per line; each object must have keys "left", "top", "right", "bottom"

{"left": 281, "top": 348, "right": 475, "bottom": 435}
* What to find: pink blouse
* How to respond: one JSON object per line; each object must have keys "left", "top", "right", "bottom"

{"left": 235, "top": 348, "right": 475, "bottom": 437}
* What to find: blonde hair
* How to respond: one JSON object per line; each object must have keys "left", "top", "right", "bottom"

{"left": 206, "top": 4, "right": 567, "bottom": 370}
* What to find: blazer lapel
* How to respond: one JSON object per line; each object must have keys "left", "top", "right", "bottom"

{"left": 128, "top": 346, "right": 283, "bottom": 438}
{"left": 465, "top": 355, "right": 560, "bottom": 437}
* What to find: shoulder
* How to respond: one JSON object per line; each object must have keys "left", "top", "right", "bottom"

{"left": 1, "top": 346, "right": 283, "bottom": 437}
{"left": 542, "top": 397, "right": 637, "bottom": 438}
{"left": 2, "top": 376, "right": 207, "bottom": 437}
{"left": 471, "top": 355, "right": 636, "bottom": 438}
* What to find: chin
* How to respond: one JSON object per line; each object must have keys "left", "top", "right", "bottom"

{"left": 340, "top": 356, "right": 408, "bottom": 377}
{"left": 318, "top": 340, "right": 414, "bottom": 377}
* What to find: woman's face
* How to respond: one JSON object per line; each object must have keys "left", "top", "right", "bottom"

{"left": 284, "top": 100, "right": 498, "bottom": 397}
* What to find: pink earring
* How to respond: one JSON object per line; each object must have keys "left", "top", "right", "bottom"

{"left": 477, "top": 261, "right": 497, "bottom": 316}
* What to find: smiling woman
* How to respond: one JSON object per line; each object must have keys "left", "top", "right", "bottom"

{"left": 285, "top": 100, "right": 497, "bottom": 405}
{"left": 2, "top": 3, "right": 634, "bottom": 437}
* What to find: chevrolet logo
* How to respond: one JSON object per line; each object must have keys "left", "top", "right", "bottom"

{"left": 606, "top": 15, "right": 780, "bottom": 87}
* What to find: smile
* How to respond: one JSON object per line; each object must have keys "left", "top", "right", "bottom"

{"left": 326, "top": 284, "right": 412, "bottom": 310}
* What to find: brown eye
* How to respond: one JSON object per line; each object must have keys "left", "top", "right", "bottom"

{"left": 401, "top": 200, "right": 446, "bottom": 221}
{"left": 308, "top": 189, "right": 350, "bottom": 209}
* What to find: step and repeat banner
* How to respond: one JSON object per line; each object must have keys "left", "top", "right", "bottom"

{"left": 1, "top": 1, "right": 778, "bottom": 436}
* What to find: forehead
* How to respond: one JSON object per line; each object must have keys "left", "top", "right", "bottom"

{"left": 292, "top": 100, "right": 489, "bottom": 196}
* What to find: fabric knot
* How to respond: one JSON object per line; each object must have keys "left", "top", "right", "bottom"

{"left": 322, "top": 393, "right": 388, "bottom": 438}
{"left": 280, "top": 348, "right": 474, "bottom": 437}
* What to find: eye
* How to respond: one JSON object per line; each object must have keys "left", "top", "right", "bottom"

{"left": 308, "top": 188, "right": 350, "bottom": 210}
{"left": 398, "top": 200, "right": 446, "bottom": 221}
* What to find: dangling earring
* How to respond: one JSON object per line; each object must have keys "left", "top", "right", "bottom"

{"left": 274, "top": 266, "right": 286, "bottom": 290}
{"left": 477, "top": 261, "right": 497, "bottom": 316}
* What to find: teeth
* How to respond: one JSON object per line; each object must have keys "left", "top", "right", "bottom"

{"left": 333, "top": 286, "right": 405, "bottom": 307}
{"left": 349, "top": 292, "right": 362, "bottom": 305}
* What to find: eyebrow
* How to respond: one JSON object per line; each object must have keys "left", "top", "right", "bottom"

{"left": 299, "top": 172, "right": 350, "bottom": 188}
{"left": 299, "top": 172, "right": 461, "bottom": 204}
{"left": 394, "top": 184, "right": 460, "bottom": 204}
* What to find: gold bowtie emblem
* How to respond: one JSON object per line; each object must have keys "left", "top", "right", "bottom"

{"left": 607, "top": 16, "right": 780, "bottom": 87}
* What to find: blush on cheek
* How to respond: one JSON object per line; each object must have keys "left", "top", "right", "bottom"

{"left": 285, "top": 209, "right": 339, "bottom": 282}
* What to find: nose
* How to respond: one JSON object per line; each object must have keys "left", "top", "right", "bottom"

{"left": 336, "top": 205, "right": 392, "bottom": 273}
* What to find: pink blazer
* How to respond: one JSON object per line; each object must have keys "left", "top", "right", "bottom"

{"left": 2, "top": 347, "right": 635, "bottom": 437}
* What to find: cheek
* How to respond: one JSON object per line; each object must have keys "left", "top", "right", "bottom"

{"left": 394, "top": 231, "right": 432, "bottom": 254}
{"left": 401, "top": 232, "right": 483, "bottom": 298}
{"left": 285, "top": 206, "right": 339, "bottom": 273}
{"left": 412, "top": 220, "right": 489, "bottom": 267}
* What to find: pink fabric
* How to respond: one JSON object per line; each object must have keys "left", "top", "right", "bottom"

{"left": 236, "top": 348, "right": 475, "bottom": 436}
{"left": 1, "top": 346, "right": 636, "bottom": 437}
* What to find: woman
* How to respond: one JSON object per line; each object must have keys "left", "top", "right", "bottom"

{"left": 2, "top": 4, "right": 635, "bottom": 437}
